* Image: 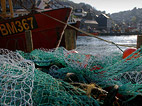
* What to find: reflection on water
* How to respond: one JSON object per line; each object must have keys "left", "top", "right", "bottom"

{"left": 76, "top": 35, "right": 137, "bottom": 55}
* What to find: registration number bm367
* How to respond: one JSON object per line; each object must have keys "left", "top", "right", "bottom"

{"left": 0, "top": 16, "right": 38, "bottom": 36}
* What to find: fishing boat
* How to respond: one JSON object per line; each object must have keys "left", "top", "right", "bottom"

{"left": 78, "top": 32, "right": 99, "bottom": 36}
{"left": 0, "top": 0, "right": 72, "bottom": 52}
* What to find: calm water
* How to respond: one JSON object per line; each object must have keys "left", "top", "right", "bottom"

{"left": 76, "top": 35, "right": 137, "bottom": 55}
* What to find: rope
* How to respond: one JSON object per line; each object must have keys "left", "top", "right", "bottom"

{"left": 14, "top": 1, "right": 136, "bottom": 50}
{"left": 35, "top": 9, "right": 136, "bottom": 50}
{"left": 39, "top": 11, "right": 136, "bottom": 51}
{"left": 67, "top": 24, "right": 136, "bottom": 48}
{"left": 112, "top": 42, "right": 124, "bottom": 53}
{"left": 56, "top": 22, "right": 68, "bottom": 48}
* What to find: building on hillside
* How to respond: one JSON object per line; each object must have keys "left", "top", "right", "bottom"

{"left": 80, "top": 10, "right": 98, "bottom": 32}
{"left": 82, "top": 20, "right": 98, "bottom": 32}
{"left": 137, "top": 21, "right": 142, "bottom": 33}
{"left": 12, "top": 0, "right": 36, "bottom": 9}
{"left": 73, "top": 9, "right": 87, "bottom": 18}
{"left": 46, "top": 0, "right": 72, "bottom": 9}
{"left": 96, "top": 14, "right": 109, "bottom": 32}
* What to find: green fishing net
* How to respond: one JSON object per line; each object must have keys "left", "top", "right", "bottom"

{"left": 0, "top": 48, "right": 100, "bottom": 106}
{"left": 1, "top": 47, "right": 142, "bottom": 105}
{"left": 0, "top": 49, "right": 34, "bottom": 106}
{"left": 90, "top": 48, "right": 142, "bottom": 94}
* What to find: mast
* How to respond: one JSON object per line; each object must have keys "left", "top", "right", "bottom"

{"left": 8, "top": 0, "right": 14, "bottom": 18}
{"left": 0, "top": 0, "right": 14, "bottom": 18}
{"left": 1, "top": 0, "right": 6, "bottom": 18}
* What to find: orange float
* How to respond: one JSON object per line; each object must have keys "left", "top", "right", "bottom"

{"left": 123, "top": 48, "right": 139, "bottom": 59}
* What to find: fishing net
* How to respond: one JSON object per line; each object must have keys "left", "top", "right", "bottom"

{"left": 0, "top": 48, "right": 100, "bottom": 106}
{"left": 1, "top": 45, "right": 142, "bottom": 105}
{"left": 90, "top": 48, "right": 142, "bottom": 96}
{"left": 24, "top": 47, "right": 142, "bottom": 105}
{"left": 32, "top": 69, "right": 99, "bottom": 106}
{"left": 17, "top": 47, "right": 122, "bottom": 105}
{"left": 0, "top": 49, "right": 34, "bottom": 106}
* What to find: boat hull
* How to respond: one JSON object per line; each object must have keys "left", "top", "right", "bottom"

{"left": 0, "top": 8, "right": 72, "bottom": 52}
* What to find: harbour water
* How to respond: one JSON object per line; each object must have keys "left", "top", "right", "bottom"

{"left": 76, "top": 35, "right": 137, "bottom": 55}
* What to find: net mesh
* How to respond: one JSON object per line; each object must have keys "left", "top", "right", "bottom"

{"left": 1, "top": 46, "right": 142, "bottom": 105}
{"left": 0, "top": 49, "right": 34, "bottom": 106}
{"left": 90, "top": 48, "right": 142, "bottom": 96}
{"left": 0, "top": 48, "right": 100, "bottom": 106}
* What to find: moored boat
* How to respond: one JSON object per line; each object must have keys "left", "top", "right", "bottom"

{"left": 0, "top": 0, "right": 72, "bottom": 52}
{"left": 78, "top": 32, "right": 99, "bottom": 36}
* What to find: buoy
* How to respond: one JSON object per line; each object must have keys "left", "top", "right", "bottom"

{"left": 123, "top": 48, "right": 138, "bottom": 59}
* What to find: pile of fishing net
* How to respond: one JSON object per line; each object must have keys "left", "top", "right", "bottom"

{"left": 0, "top": 47, "right": 142, "bottom": 105}
{"left": 0, "top": 48, "right": 99, "bottom": 106}
{"left": 0, "top": 49, "right": 34, "bottom": 105}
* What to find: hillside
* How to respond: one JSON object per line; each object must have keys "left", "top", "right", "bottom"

{"left": 110, "top": 7, "right": 142, "bottom": 25}
{"left": 58, "top": 0, "right": 142, "bottom": 25}
{"left": 56, "top": 0, "right": 142, "bottom": 33}
{"left": 56, "top": 0, "right": 103, "bottom": 15}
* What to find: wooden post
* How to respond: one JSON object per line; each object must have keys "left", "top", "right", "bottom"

{"left": 137, "top": 35, "right": 142, "bottom": 49}
{"left": 25, "top": 30, "right": 33, "bottom": 52}
{"left": 64, "top": 29, "right": 76, "bottom": 50}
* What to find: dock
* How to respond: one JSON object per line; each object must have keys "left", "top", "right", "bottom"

{"left": 99, "top": 32, "right": 142, "bottom": 36}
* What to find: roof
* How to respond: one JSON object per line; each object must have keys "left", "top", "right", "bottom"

{"left": 74, "top": 18, "right": 82, "bottom": 21}
{"left": 99, "top": 14, "right": 110, "bottom": 19}
{"left": 84, "top": 20, "right": 98, "bottom": 24}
